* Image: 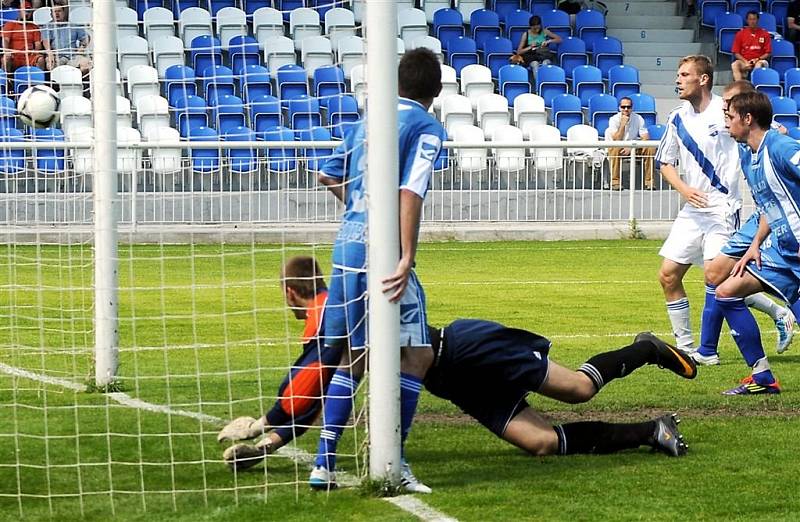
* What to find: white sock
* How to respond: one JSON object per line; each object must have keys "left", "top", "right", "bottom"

{"left": 744, "top": 293, "right": 785, "bottom": 321}
{"left": 666, "top": 297, "right": 694, "bottom": 351}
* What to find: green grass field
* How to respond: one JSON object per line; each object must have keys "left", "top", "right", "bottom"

{"left": 2, "top": 240, "right": 800, "bottom": 521}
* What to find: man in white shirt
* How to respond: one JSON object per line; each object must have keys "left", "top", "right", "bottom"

{"left": 606, "top": 97, "right": 654, "bottom": 190}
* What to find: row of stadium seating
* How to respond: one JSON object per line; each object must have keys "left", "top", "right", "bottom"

{"left": 701, "top": 0, "right": 790, "bottom": 30}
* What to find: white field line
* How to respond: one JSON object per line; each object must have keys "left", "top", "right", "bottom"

{"left": 0, "top": 362, "right": 450, "bottom": 520}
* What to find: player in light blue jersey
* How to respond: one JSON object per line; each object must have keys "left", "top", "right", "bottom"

{"left": 713, "top": 90, "right": 800, "bottom": 394}
{"left": 310, "top": 48, "right": 447, "bottom": 492}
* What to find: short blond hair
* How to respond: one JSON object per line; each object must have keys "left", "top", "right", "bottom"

{"left": 679, "top": 55, "right": 714, "bottom": 88}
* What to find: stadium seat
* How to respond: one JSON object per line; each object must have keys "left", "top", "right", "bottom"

{"left": 535, "top": 64, "right": 568, "bottom": 108}
{"left": 470, "top": 9, "right": 502, "bottom": 49}
{"left": 492, "top": 0, "right": 524, "bottom": 22}
{"left": 12, "top": 66, "right": 45, "bottom": 95}
{"left": 786, "top": 68, "right": 800, "bottom": 106}
{"left": 243, "top": 0, "right": 271, "bottom": 17}
{"left": 69, "top": 5, "right": 92, "bottom": 26}
{"left": 143, "top": 7, "right": 175, "bottom": 47}
{"left": 145, "top": 126, "right": 183, "bottom": 189}
{"left": 136, "top": 94, "right": 171, "bottom": 137}
{"left": 608, "top": 65, "right": 640, "bottom": 99}
{"left": 117, "top": 35, "right": 151, "bottom": 79}
{"left": 757, "top": 11, "right": 777, "bottom": 32}
{"left": 32, "top": 127, "right": 65, "bottom": 174}
{"left": 412, "top": 35, "right": 444, "bottom": 62}
{"left": 592, "top": 36, "right": 623, "bottom": 80}
{"left": 768, "top": 0, "right": 789, "bottom": 31}
{"left": 628, "top": 92, "right": 657, "bottom": 127}
{"left": 336, "top": 35, "right": 365, "bottom": 80}
{"left": 752, "top": 67, "right": 782, "bottom": 98}
{"left": 588, "top": 93, "right": 618, "bottom": 137}
{"left": 32, "top": 6, "right": 51, "bottom": 26}
{"left": 396, "top": 37, "right": 407, "bottom": 59}
{"left": 173, "top": 0, "right": 200, "bottom": 17}
{"left": 189, "top": 35, "right": 222, "bottom": 77}
{"left": 228, "top": 35, "right": 261, "bottom": 76}
{"left": 433, "top": 63, "right": 459, "bottom": 114}
{"left": 733, "top": 0, "right": 761, "bottom": 18}
{"left": 297, "top": 126, "right": 334, "bottom": 172}
{"left": 312, "top": 65, "right": 346, "bottom": 104}
{"left": 498, "top": 64, "right": 531, "bottom": 106}
{"left": 551, "top": 93, "right": 583, "bottom": 137}
{"left": 452, "top": 124, "right": 487, "bottom": 173}
{"left": 50, "top": 65, "right": 83, "bottom": 100}
{"left": 505, "top": 9, "right": 533, "bottom": 47}
{"left": 460, "top": 64, "right": 495, "bottom": 108}
{"left": 173, "top": 94, "right": 209, "bottom": 136}
{"left": 0, "top": 69, "right": 7, "bottom": 96}
{"left": 770, "top": 96, "right": 800, "bottom": 128}
{"left": 525, "top": 123, "right": 563, "bottom": 172}
{"left": 208, "top": 0, "right": 236, "bottom": 17}
{"left": 210, "top": 94, "right": 246, "bottom": 135}
{"left": 0, "top": 96, "right": 15, "bottom": 130}
{"left": 572, "top": 65, "right": 604, "bottom": 108}
{"left": 216, "top": 6, "right": 248, "bottom": 50}
{"left": 647, "top": 123, "right": 666, "bottom": 140}
{"left": 433, "top": 8, "right": 465, "bottom": 50}
{"left": 398, "top": 8, "right": 429, "bottom": 48}
{"left": 0, "top": 127, "right": 25, "bottom": 176}
{"left": 483, "top": 37, "right": 515, "bottom": 80}
{"left": 223, "top": 126, "right": 259, "bottom": 175}
{"left": 116, "top": 127, "right": 143, "bottom": 186}
{"left": 186, "top": 125, "right": 220, "bottom": 174}
{"left": 250, "top": 94, "right": 282, "bottom": 132}
{"left": 276, "top": 0, "right": 303, "bottom": 22}
{"left": 164, "top": 64, "right": 197, "bottom": 107}
{"left": 476, "top": 93, "right": 510, "bottom": 139}
{"left": 424, "top": 0, "right": 450, "bottom": 23}
{"left": 88, "top": 67, "right": 124, "bottom": 98}
{"left": 151, "top": 36, "right": 185, "bottom": 79}
{"left": 492, "top": 124, "right": 527, "bottom": 173}
{"left": 447, "top": 36, "right": 480, "bottom": 77}
{"left": 441, "top": 94, "right": 475, "bottom": 136}
{"left": 276, "top": 64, "right": 309, "bottom": 101}
{"left": 70, "top": 127, "right": 94, "bottom": 180}
{"left": 301, "top": 36, "right": 334, "bottom": 79}
{"left": 179, "top": 7, "right": 213, "bottom": 47}
{"left": 350, "top": 64, "right": 368, "bottom": 109}
{"left": 261, "top": 125, "right": 297, "bottom": 172}
{"left": 286, "top": 95, "right": 322, "bottom": 130}
{"left": 252, "top": 7, "right": 285, "bottom": 47}
{"left": 310, "top": 0, "right": 337, "bottom": 18}
{"left": 201, "top": 65, "right": 236, "bottom": 103}
{"left": 263, "top": 35, "right": 297, "bottom": 74}
{"left": 325, "top": 7, "right": 357, "bottom": 49}
{"left": 116, "top": 95, "right": 133, "bottom": 129}
{"left": 540, "top": 9, "right": 572, "bottom": 42}
{"left": 514, "top": 93, "right": 547, "bottom": 130}
{"left": 716, "top": 12, "right": 743, "bottom": 56}
{"left": 457, "top": 0, "right": 485, "bottom": 23}
{"left": 127, "top": 64, "right": 160, "bottom": 108}
{"left": 565, "top": 124, "right": 602, "bottom": 166}
{"left": 235, "top": 64, "right": 269, "bottom": 102}
{"left": 289, "top": 8, "right": 322, "bottom": 50}
{"left": 574, "top": 8, "right": 606, "bottom": 52}
{"left": 326, "top": 94, "right": 360, "bottom": 139}
{"left": 557, "top": 36, "right": 588, "bottom": 80}
{"left": 701, "top": 0, "right": 729, "bottom": 28}
{"left": 770, "top": 39, "right": 798, "bottom": 79}
{"left": 116, "top": 6, "right": 140, "bottom": 41}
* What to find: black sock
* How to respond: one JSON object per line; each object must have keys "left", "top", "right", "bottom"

{"left": 577, "top": 341, "right": 654, "bottom": 390}
{"left": 554, "top": 421, "right": 656, "bottom": 455}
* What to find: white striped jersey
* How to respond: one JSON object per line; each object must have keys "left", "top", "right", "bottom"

{"left": 655, "top": 95, "right": 742, "bottom": 214}
{"left": 321, "top": 98, "right": 446, "bottom": 270}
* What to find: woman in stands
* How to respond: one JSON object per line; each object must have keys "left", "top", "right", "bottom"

{"left": 514, "top": 15, "right": 561, "bottom": 74}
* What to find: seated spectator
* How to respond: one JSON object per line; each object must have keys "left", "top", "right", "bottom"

{"left": 43, "top": 0, "right": 91, "bottom": 74}
{"left": 731, "top": 11, "right": 771, "bottom": 81}
{"left": 787, "top": 0, "right": 800, "bottom": 47}
{"left": 2, "top": 1, "right": 45, "bottom": 72}
{"left": 514, "top": 15, "right": 561, "bottom": 73}
{"left": 605, "top": 96, "right": 655, "bottom": 190}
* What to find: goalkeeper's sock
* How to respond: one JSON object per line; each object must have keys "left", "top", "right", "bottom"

{"left": 745, "top": 293, "right": 783, "bottom": 320}
{"left": 554, "top": 421, "right": 656, "bottom": 455}
{"left": 313, "top": 370, "right": 360, "bottom": 470}
{"left": 400, "top": 373, "right": 423, "bottom": 450}
{"left": 699, "top": 284, "right": 723, "bottom": 356}
{"left": 577, "top": 341, "right": 651, "bottom": 391}
{"left": 716, "top": 296, "right": 776, "bottom": 385}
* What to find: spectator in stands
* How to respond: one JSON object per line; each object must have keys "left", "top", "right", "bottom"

{"left": 514, "top": 15, "right": 561, "bottom": 73}
{"left": 42, "top": 0, "right": 91, "bottom": 75}
{"left": 686, "top": 0, "right": 696, "bottom": 17}
{"left": 731, "top": 11, "right": 771, "bottom": 81}
{"left": 1, "top": 1, "right": 45, "bottom": 72}
{"left": 786, "top": 1, "right": 800, "bottom": 47}
{"left": 605, "top": 96, "right": 655, "bottom": 190}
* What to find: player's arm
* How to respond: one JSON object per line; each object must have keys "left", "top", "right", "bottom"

{"left": 658, "top": 163, "right": 708, "bottom": 208}
{"left": 383, "top": 189, "right": 423, "bottom": 302}
{"left": 654, "top": 115, "right": 707, "bottom": 206}
{"left": 317, "top": 173, "right": 344, "bottom": 201}
{"left": 732, "top": 214, "right": 770, "bottom": 277}
{"left": 317, "top": 137, "right": 349, "bottom": 202}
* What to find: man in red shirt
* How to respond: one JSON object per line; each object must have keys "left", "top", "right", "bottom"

{"left": 731, "top": 11, "right": 771, "bottom": 81}
{"left": 1, "top": 1, "right": 45, "bottom": 72}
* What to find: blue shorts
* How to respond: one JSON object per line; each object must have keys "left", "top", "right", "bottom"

{"left": 324, "top": 266, "right": 430, "bottom": 351}
{"left": 720, "top": 212, "right": 759, "bottom": 258}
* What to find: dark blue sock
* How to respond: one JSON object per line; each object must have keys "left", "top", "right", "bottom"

{"left": 400, "top": 373, "right": 423, "bottom": 456}
{"left": 716, "top": 297, "right": 776, "bottom": 385}
{"left": 699, "top": 284, "right": 723, "bottom": 356}
{"left": 314, "top": 370, "right": 360, "bottom": 470}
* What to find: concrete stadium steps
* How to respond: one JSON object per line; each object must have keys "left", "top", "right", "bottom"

{"left": 608, "top": 28, "right": 696, "bottom": 43}
{"left": 605, "top": 15, "right": 687, "bottom": 30}
{"left": 624, "top": 55, "right": 685, "bottom": 72}
{"left": 622, "top": 41, "right": 708, "bottom": 57}
{"left": 603, "top": 0, "right": 679, "bottom": 16}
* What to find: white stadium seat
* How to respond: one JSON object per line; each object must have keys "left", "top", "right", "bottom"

{"left": 452, "top": 124, "right": 487, "bottom": 172}
{"left": 263, "top": 36, "right": 297, "bottom": 74}
{"left": 441, "top": 94, "right": 474, "bottom": 136}
{"left": 460, "top": 64, "right": 494, "bottom": 109}
{"left": 60, "top": 96, "right": 93, "bottom": 141}
{"left": 151, "top": 36, "right": 185, "bottom": 79}
{"left": 493, "top": 124, "right": 526, "bottom": 173}
{"left": 116, "top": 6, "right": 139, "bottom": 41}
{"left": 216, "top": 6, "right": 248, "bottom": 50}
{"left": 51, "top": 65, "right": 83, "bottom": 99}
{"left": 324, "top": 8, "right": 356, "bottom": 50}
{"left": 301, "top": 36, "right": 334, "bottom": 79}
{"left": 398, "top": 8, "right": 428, "bottom": 48}
{"left": 336, "top": 35, "right": 364, "bottom": 80}
{"left": 143, "top": 7, "right": 175, "bottom": 48}
{"left": 476, "top": 93, "right": 510, "bottom": 140}
{"left": 514, "top": 93, "right": 547, "bottom": 131}
{"left": 117, "top": 35, "right": 151, "bottom": 79}
{"left": 136, "top": 95, "right": 171, "bottom": 139}
{"left": 525, "top": 124, "right": 563, "bottom": 171}
{"left": 179, "top": 7, "right": 213, "bottom": 47}
{"left": 289, "top": 8, "right": 321, "bottom": 51}
{"left": 126, "top": 64, "right": 160, "bottom": 108}
{"left": 253, "top": 7, "right": 285, "bottom": 49}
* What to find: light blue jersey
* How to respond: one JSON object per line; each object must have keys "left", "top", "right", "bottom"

{"left": 320, "top": 98, "right": 446, "bottom": 270}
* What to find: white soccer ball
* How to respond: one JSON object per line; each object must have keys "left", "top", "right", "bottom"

{"left": 18, "top": 85, "right": 60, "bottom": 128}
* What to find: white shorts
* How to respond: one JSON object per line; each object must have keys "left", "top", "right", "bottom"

{"left": 659, "top": 207, "right": 739, "bottom": 266}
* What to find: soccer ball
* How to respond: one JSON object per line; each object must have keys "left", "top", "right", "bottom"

{"left": 18, "top": 85, "right": 60, "bottom": 128}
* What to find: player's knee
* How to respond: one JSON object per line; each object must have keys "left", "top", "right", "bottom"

{"left": 714, "top": 284, "right": 737, "bottom": 300}
{"left": 400, "top": 345, "right": 434, "bottom": 378}
{"left": 658, "top": 267, "right": 679, "bottom": 291}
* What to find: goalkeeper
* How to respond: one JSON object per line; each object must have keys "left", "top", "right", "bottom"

{"left": 217, "top": 256, "right": 339, "bottom": 464}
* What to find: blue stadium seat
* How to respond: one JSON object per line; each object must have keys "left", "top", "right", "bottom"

{"left": 12, "top": 66, "right": 46, "bottom": 95}
{"left": 733, "top": 0, "right": 761, "bottom": 19}
{"left": 551, "top": 93, "right": 583, "bottom": 137}
{"left": 261, "top": 125, "right": 297, "bottom": 172}
{"left": 608, "top": 65, "right": 640, "bottom": 99}
{"left": 540, "top": 9, "right": 571, "bottom": 42}
{"left": 312, "top": 65, "right": 346, "bottom": 105}
{"left": 287, "top": 94, "right": 322, "bottom": 130}
{"left": 238, "top": 64, "right": 272, "bottom": 102}
{"left": 771, "top": 95, "right": 800, "bottom": 128}
{"left": 32, "top": 127, "right": 65, "bottom": 174}
{"left": 308, "top": 0, "right": 334, "bottom": 18}
{"left": 164, "top": 64, "right": 197, "bottom": 107}
{"left": 190, "top": 35, "right": 222, "bottom": 75}
{"left": 224, "top": 126, "right": 259, "bottom": 173}
{"left": 228, "top": 35, "right": 261, "bottom": 76}
{"left": 211, "top": 94, "right": 246, "bottom": 135}
{"left": 504, "top": 9, "right": 533, "bottom": 47}
{"left": 173, "top": 0, "right": 200, "bottom": 17}
{"left": 276, "top": 0, "right": 303, "bottom": 22}
{"left": 0, "top": 127, "right": 24, "bottom": 175}
{"left": 447, "top": 36, "right": 480, "bottom": 77}
{"left": 574, "top": 9, "right": 606, "bottom": 52}
{"left": 557, "top": 36, "right": 588, "bottom": 80}
{"left": 588, "top": 93, "right": 617, "bottom": 137}
{"left": 470, "top": 9, "right": 502, "bottom": 49}
{"left": 535, "top": 64, "right": 568, "bottom": 108}
{"left": 592, "top": 36, "right": 623, "bottom": 80}
{"left": 757, "top": 11, "right": 777, "bottom": 31}
{"left": 135, "top": 0, "right": 162, "bottom": 19}
{"left": 498, "top": 64, "right": 531, "bottom": 106}
{"left": 647, "top": 123, "right": 666, "bottom": 141}
{"left": 492, "top": 0, "right": 525, "bottom": 22}
{"left": 0, "top": 8, "right": 19, "bottom": 23}
{"left": 752, "top": 67, "right": 782, "bottom": 98}
{"left": 250, "top": 94, "right": 282, "bottom": 132}
{"left": 628, "top": 92, "right": 657, "bottom": 127}
{"left": 770, "top": 39, "right": 797, "bottom": 79}
{"left": 325, "top": 93, "right": 360, "bottom": 139}
{"left": 528, "top": 0, "right": 557, "bottom": 11}
{"left": 0, "top": 96, "right": 16, "bottom": 130}
{"left": 173, "top": 94, "right": 209, "bottom": 137}
{"left": 276, "top": 64, "right": 309, "bottom": 101}
{"left": 701, "top": 0, "right": 729, "bottom": 28}
{"left": 433, "top": 8, "right": 465, "bottom": 50}
{"left": 243, "top": 0, "right": 271, "bottom": 16}
{"left": 186, "top": 125, "right": 220, "bottom": 173}
{"left": 296, "top": 126, "right": 333, "bottom": 172}
{"left": 0, "top": 70, "right": 7, "bottom": 96}
{"left": 209, "top": 0, "right": 235, "bottom": 16}
{"left": 201, "top": 65, "right": 236, "bottom": 103}
{"left": 572, "top": 65, "right": 604, "bottom": 108}
{"left": 482, "top": 36, "right": 515, "bottom": 79}
{"left": 768, "top": 0, "right": 789, "bottom": 30}
{"left": 785, "top": 68, "right": 800, "bottom": 106}
{"left": 716, "top": 12, "right": 743, "bottom": 55}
